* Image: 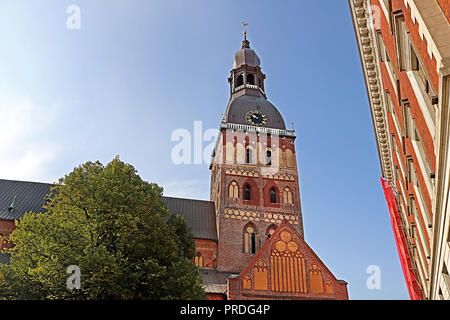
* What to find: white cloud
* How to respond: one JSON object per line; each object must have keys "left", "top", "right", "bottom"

{"left": 0, "top": 95, "right": 61, "bottom": 182}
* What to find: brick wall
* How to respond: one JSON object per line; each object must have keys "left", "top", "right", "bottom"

{"left": 227, "top": 221, "right": 348, "bottom": 300}
{"left": 0, "top": 219, "right": 15, "bottom": 249}
{"left": 195, "top": 239, "right": 217, "bottom": 268}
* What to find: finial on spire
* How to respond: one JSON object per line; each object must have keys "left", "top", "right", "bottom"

{"left": 242, "top": 21, "right": 248, "bottom": 40}
{"left": 241, "top": 21, "right": 250, "bottom": 49}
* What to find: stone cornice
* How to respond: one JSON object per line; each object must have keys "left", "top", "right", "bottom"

{"left": 349, "top": 0, "right": 394, "bottom": 182}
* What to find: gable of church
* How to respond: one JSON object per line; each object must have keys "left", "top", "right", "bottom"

{"left": 228, "top": 220, "right": 348, "bottom": 300}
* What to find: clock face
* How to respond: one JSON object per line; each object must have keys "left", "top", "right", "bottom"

{"left": 246, "top": 110, "right": 267, "bottom": 126}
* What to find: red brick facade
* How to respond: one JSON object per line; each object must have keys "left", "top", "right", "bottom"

{"left": 227, "top": 221, "right": 348, "bottom": 300}
{"left": 204, "top": 120, "right": 348, "bottom": 299}
{"left": 0, "top": 219, "right": 15, "bottom": 250}
{"left": 211, "top": 131, "right": 304, "bottom": 274}
{"left": 194, "top": 239, "right": 217, "bottom": 268}
{"left": 372, "top": 0, "right": 441, "bottom": 295}
{"left": 350, "top": 0, "right": 450, "bottom": 299}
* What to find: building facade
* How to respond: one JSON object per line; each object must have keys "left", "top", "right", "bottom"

{"left": 0, "top": 35, "right": 349, "bottom": 300}
{"left": 349, "top": 0, "right": 450, "bottom": 299}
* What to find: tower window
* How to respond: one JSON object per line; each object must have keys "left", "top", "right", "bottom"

{"left": 247, "top": 74, "right": 255, "bottom": 85}
{"left": 266, "top": 150, "right": 272, "bottom": 166}
{"left": 283, "top": 187, "right": 293, "bottom": 204}
{"left": 251, "top": 233, "right": 256, "bottom": 254}
{"left": 229, "top": 181, "right": 239, "bottom": 199}
{"left": 244, "top": 224, "right": 257, "bottom": 254}
{"left": 270, "top": 187, "right": 277, "bottom": 204}
{"left": 244, "top": 185, "right": 251, "bottom": 201}
{"left": 236, "top": 74, "right": 244, "bottom": 87}
{"left": 246, "top": 147, "right": 252, "bottom": 164}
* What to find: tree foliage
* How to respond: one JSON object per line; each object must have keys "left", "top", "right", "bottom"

{"left": 0, "top": 157, "right": 205, "bottom": 300}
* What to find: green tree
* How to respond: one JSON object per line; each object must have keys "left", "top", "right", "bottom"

{"left": 0, "top": 157, "right": 205, "bottom": 300}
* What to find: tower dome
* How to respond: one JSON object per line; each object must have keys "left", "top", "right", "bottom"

{"left": 232, "top": 39, "right": 261, "bottom": 69}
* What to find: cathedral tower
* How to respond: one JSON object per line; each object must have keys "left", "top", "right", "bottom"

{"left": 210, "top": 35, "right": 304, "bottom": 273}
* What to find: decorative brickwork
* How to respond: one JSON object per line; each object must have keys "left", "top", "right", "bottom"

{"left": 228, "top": 221, "right": 348, "bottom": 300}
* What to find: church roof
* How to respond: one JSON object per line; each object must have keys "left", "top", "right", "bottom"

{"left": 0, "top": 180, "right": 217, "bottom": 241}
{"left": 0, "top": 179, "right": 53, "bottom": 220}
{"left": 162, "top": 196, "right": 217, "bottom": 241}
{"left": 198, "top": 268, "right": 237, "bottom": 294}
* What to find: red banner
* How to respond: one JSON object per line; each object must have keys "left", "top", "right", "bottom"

{"left": 380, "top": 177, "right": 422, "bottom": 300}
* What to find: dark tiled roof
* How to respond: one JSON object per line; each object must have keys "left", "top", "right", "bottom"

{"left": 198, "top": 268, "right": 237, "bottom": 294}
{"left": 162, "top": 196, "right": 217, "bottom": 241}
{"left": 199, "top": 268, "right": 235, "bottom": 285}
{"left": 0, "top": 179, "right": 53, "bottom": 220}
{"left": 0, "top": 180, "right": 218, "bottom": 241}
{"left": 0, "top": 253, "right": 10, "bottom": 265}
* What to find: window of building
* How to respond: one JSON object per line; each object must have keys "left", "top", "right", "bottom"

{"left": 244, "top": 184, "right": 251, "bottom": 201}
{"left": 236, "top": 74, "right": 244, "bottom": 87}
{"left": 266, "top": 150, "right": 272, "bottom": 166}
{"left": 394, "top": 13, "right": 408, "bottom": 71}
{"left": 385, "top": 49, "right": 399, "bottom": 96}
{"left": 246, "top": 147, "right": 252, "bottom": 164}
{"left": 283, "top": 187, "right": 293, "bottom": 204}
{"left": 412, "top": 127, "right": 433, "bottom": 190}
{"left": 244, "top": 224, "right": 257, "bottom": 254}
{"left": 411, "top": 223, "right": 416, "bottom": 239}
{"left": 409, "top": 46, "right": 437, "bottom": 128}
{"left": 406, "top": 157, "right": 414, "bottom": 187}
{"left": 385, "top": 90, "right": 393, "bottom": 114}
{"left": 411, "top": 47, "right": 420, "bottom": 71}
{"left": 269, "top": 187, "right": 277, "bottom": 204}
{"left": 247, "top": 74, "right": 255, "bottom": 85}
{"left": 402, "top": 101, "right": 412, "bottom": 139}
{"left": 194, "top": 252, "right": 203, "bottom": 267}
{"left": 229, "top": 181, "right": 239, "bottom": 199}
{"left": 377, "top": 32, "right": 386, "bottom": 63}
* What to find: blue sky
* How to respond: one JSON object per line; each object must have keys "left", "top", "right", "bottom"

{"left": 0, "top": 0, "right": 408, "bottom": 299}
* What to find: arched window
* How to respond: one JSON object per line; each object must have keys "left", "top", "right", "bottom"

{"left": 194, "top": 252, "right": 203, "bottom": 267}
{"left": 309, "top": 264, "right": 324, "bottom": 294}
{"left": 236, "top": 74, "right": 244, "bottom": 87}
{"left": 246, "top": 147, "right": 252, "bottom": 164}
{"left": 266, "top": 150, "right": 272, "bottom": 166}
{"left": 247, "top": 74, "right": 255, "bottom": 85}
{"left": 244, "top": 184, "right": 251, "bottom": 201}
{"left": 283, "top": 188, "right": 293, "bottom": 204}
{"left": 269, "top": 187, "right": 277, "bottom": 203}
{"left": 244, "top": 224, "right": 257, "bottom": 254}
{"left": 229, "top": 181, "right": 239, "bottom": 199}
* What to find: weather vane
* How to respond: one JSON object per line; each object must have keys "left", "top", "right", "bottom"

{"left": 242, "top": 21, "right": 248, "bottom": 39}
